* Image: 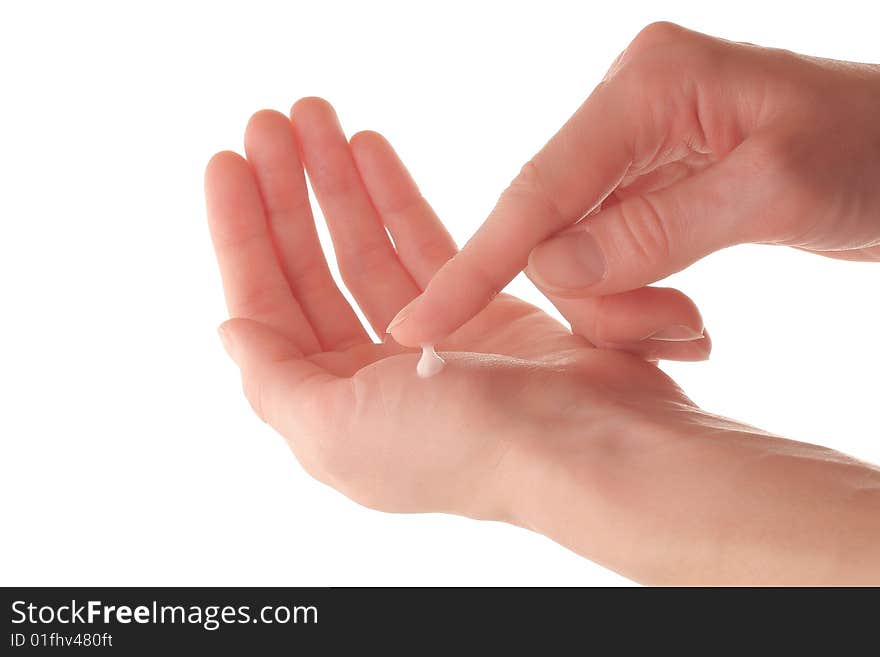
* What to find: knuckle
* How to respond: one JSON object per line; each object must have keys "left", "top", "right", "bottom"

{"left": 283, "top": 255, "right": 332, "bottom": 290}
{"left": 505, "top": 160, "right": 565, "bottom": 224}
{"left": 408, "top": 235, "right": 454, "bottom": 266}
{"left": 622, "top": 22, "right": 712, "bottom": 88}
{"left": 381, "top": 192, "right": 427, "bottom": 218}
{"left": 456, "top": 253, "right": 505, "bottom": 303}
{"left": 264, "top": 190, "right": 313, "bottom": 224}
{"left": 337, "top": 240, "right": 397, "bottom": 284}
{"left": 615, "top": 195, "right": 673, "bottom": 264}
{"left": 237, "top": 284, "right": 289, "bottom": 322}
{"left": 313, "top": 167, "right": 358, "bottom": 198}
{"left": 630, "top": 21, "right": 688, "bottom": 53}
{"left": 603, "top": 23, "right": 691, "bottom": 85}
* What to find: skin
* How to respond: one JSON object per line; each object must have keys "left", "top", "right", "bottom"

{"left": 205, "top": 96, "right": 880, "bottom": 585}
{"left": 386, "top": 22, "right": 880, "bottom": 348}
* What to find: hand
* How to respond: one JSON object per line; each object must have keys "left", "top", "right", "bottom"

{"left": 206, "top": 99, "right": 880, "bottom": 584}
{"left": 205, "top": 97, "right": 702, "bottom": 515}
{"left": 385, "top": 22, "right": 880, "bottom": 348}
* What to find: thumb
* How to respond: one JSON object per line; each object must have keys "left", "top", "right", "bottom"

{"left": 529, "top": 140, "right": 771, "bottom": 296}
{"left": 218, "top": 318, "right": 339, "bottom": 427}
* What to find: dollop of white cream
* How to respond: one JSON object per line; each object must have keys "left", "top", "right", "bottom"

{"left": 416, "top": 344, "right": 445, "bottom": 378}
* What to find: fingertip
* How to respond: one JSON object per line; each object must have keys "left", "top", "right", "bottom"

{"left": 246, "top": 108, "right": 287, "bottom": 130}
{"left": 290, "top": 96, "right": 337, "bottom": 124}
{"left": 663, "top": 332, "right": 711, "bottom": 361}
{"left": 349, "top": 129, "right": 386, "bottom": 150}
{"left": 218, "top": 317, "right": 240, "bottom": 334}
{"left": 386, "top": 305, "right": 437, "bottom": 348}
{"left": 217, "top": 316, "right": 246, "bottom": 342}
{"left": 596, "top": 287, "right": 704, "bottom": 344}
{"left": 611, "top": 333, "right": 711, "bottom": 362}
{"left": 205, "top": 150, "right": 249, "bottom": 202}
{"left": 245, "top": 109, "right": 291, "bottom": 145}
{"left": 205, "top": 150, "right": 254, "bottom": 197}
{"left": 206, "top": 149, "right": 244, "bottom": 178}
{"left": 701, "top": 327, "right": 713, "bottom": 356}
{"left": 385, "top": 295, "right": 421, "bottom": 344}
{"left": 636, "top": 287, "right": 704, "bottom": 340}
{"left": 349, "top": 130, "right": 387, "bottom": 171}
{"left": 387, "top": 295, "right": 463, "bottom": 348}
{"left": 349, "top": 129, "right": 411, "bottom": 190}
{"left": 544, "top": 284, "right": 710, "bottom": 364}
{"left": 644, "top": 325, "right": 712, "bottom": 362}
{"left": 387, "top": 327, "right": 421, "bottom": 348}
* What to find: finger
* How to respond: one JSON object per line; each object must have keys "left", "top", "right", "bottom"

{"left": 542, "top": 285, "right": 710, "bottom": 361}
{"left": 387, "top": 74, "right": 643, "bottom": 346}
{"left": 244, "top": 110, "right": 369, "bottom": 351}
{"left": 350, "top": 130, "right": 457, "bottom": 288}
{"left": 218, "top": 318, "right": 347, "bottom": 440}
{"left": 627, "top": 328, "right": 712, "bottom": 362}
{"left": 205, "top": 151, "right": 321, "bottom": 353}
{"left": 602, "top": 21, "right": 701, "bottom": 83}
{"left": 528, "top": 139, "right": 773, "bottom": 297}
{"left": 386, "top": 24, "right": 756, "bottom": 347}
{"left": 291, "top": 98, "right": 421, "bottom": 335}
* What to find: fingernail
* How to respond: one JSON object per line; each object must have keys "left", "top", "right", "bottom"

{"left": 218, "top": 325, "right": 236, "bottom": 359}
{"left": 386, "top": 296, "right": 420, "bottom": 334}
{"left": 530, "top": 230, "right": 606, "bottom": 290}
{"left": 646, "top": 325, "right": 705, "bottom": 342}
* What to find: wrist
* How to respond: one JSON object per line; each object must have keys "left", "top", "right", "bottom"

{"left": 500, "top": 408, "right": 880, "bottom": 584}
{"left": 496, "top": 409, "right": 647, "bottom": 569}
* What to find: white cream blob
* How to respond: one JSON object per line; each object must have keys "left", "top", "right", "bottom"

{"left": 416, "top": 344, "right": 445, "bottom": 378}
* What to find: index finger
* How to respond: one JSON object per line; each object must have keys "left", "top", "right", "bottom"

{"left": 387, "top": 80, "right": 635, "bottom": 346}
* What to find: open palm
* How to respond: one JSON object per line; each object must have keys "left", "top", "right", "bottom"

{"left": 205, "top": 99, "right": 702, "bottom": 520}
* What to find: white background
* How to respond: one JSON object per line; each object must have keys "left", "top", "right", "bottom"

{"left": 1, "top": 0, "right": 878, "bottom": 586}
